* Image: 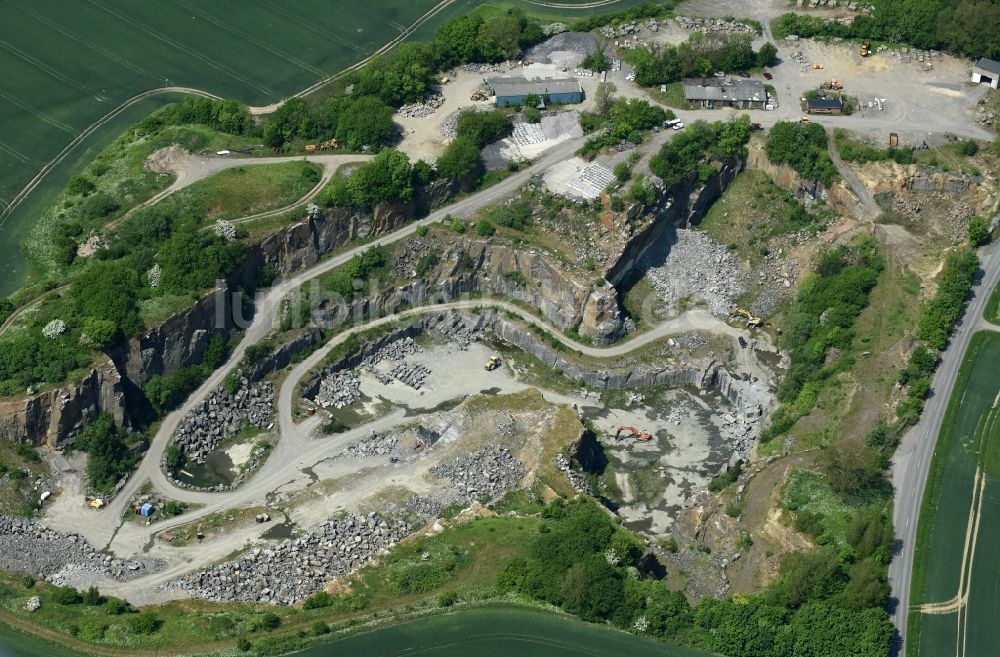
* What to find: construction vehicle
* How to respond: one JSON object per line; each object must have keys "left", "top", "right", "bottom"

{"left": 734, "top": 308, "right": 763, "bottom": 328}
{"left": 799, "top": 116, "right": 811, "bottom": 125}
{"left": 89, "top": 498, "right": 105, "bottom": 510}
{"left": 889, "top": 132, "right": 899, "bottom": 147}
{"left": 812, "top": 63, "right": 824, "bottom": 69}
{"left": 820, "top": 79, "right": 843, "bottom": 90}
{"left": 859, "top": 40, "right": 871, "bottom": 57}
{"left": 470, "top": 89, "right": 488, "bottom": 101}
{"left": 485, "top": 355, "right": 502, "bottom": 371}
{"left": 614, "top": 425, "right": 653, "bottom": 442}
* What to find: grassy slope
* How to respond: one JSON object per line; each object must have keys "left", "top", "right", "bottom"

{"left": 907, "top": 331, "right": 1000, "bottom": 656}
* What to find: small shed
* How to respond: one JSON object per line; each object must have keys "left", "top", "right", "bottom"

{"left": 972, "top": 58, "right": 1000, "bottom": 89}
{"left": 139, "top": 503, "right": 155, "bottom": 517}
{"left": 806, "top": 98, "right": 843, "bottom": 114}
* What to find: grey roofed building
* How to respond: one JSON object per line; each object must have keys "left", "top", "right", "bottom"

{"left": 682, "top": 78, "right": 768, "bottom": 109}
{"left": 486, "top": 76, "right": 584, "bottom": 107}
{"left": 972, "top": 58, "right": 1000, "bottom": 89}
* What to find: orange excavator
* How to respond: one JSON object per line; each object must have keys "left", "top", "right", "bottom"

{"left": 614, "top": 425, "right": 653, "bottom": 442}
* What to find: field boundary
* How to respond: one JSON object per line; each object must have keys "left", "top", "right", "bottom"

{"left": 906, "top": 330, "right": 991, "bottom": 656}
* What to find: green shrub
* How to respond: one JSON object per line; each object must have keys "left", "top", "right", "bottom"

{"left": 248, "top": 612, "right": 281, "bottom": 632}
{"left": 104, "top": 596, "right": 134, "bottom": 615}
{"left": 475, "top": 220, "right": 496, "bottom": 237}
{"left": 83, "top": 585, "right": 102, "bottom": 606}
{"left": 302, "top": 591, "right": 333, "bottom": 609}
{"left": 311, "top": 621, "right": 330, "bottom": 636}
{"left": 438, "top": 590, "right": 459, "bottom": 607}
{"left": 53, "top": 586, "right": 82, "bottom": 605}
{"left": 916, "top": 249, "right": 978, "bottom": 350}
{"left": 415, "top": 224, "right": 429, "bottom": 237}
{"left": 708, "top": 461, "right": 743, "bottom": 492}
{"left": 237, "top": 637, "right": 253, "bottom": 652}
{"left": 969, "top": 216, "right": 991, "bottom": 246}
{"left": 127, "top": 613, "right": 162, "bottom": 635}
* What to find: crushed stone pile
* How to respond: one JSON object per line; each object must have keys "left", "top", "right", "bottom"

{"left": 431, "top": 445, "right": 524, "bottom": 503}
{"left": 173, "top": 513, "right": 408, "bottom": 604}
{"left": 0, "top": 516, "right": 160, "bottom": 585}
{"left": 645, "top": 229, "right": 747, "bottom": 317}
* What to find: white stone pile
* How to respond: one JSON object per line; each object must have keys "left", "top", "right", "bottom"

{"left": 396, "top": 94, "right": 444, "bottom": 118}
{"left": 645, "top": 229, "right": 747, "bottom": 317}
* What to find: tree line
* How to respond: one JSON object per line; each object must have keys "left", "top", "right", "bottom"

{"left": 497, "top": 497, "right": 893, "bottom": 657}
{"left": 625, "top": 33, "right": 778, "bottom": 87}
{"left": 772, "top": 0, "right": 1000, "bottom": 60}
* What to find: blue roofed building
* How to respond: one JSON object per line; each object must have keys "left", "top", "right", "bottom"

{"left": 486, "top": 76, "right": 584, "bottom": 108}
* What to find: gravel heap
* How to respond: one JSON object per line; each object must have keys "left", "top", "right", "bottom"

{"left": 441, "top": 105, "right": 493, "bottom": 139}
{"left": 342, "top": 433, "right": 398, "bottom": 459}
{"left": 645, "top": 229, "right": 747, "bottom": 317}
{"left": 171, "top": 378, "right": 274, "bottom": 464}
{"left": 556, "top": 453, "right": 593, "bottom": 495}
{"left": 173, "top": 513, "right": 409, "bottom": 604}
{"left": 390, "top": 362, "right": 430, "bottom": 389}
{"left": 523, "top": 32, "right": 598, "bottom": 67}
{"left": 315, "top": 370, "right": 361, "bottom": 409}
{"left": 0, "top": 516, "right": 159, "bottom": 584}
{"left": 396, "top": 94, "right": 444, "bottom": 118}
{"left": 431, "top": 445, "right": 524, "bottom": 503}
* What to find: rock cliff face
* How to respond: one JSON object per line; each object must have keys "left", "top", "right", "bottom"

{"left": 1, "top": 182, "right": 457, "bottom": 447}
{"left": 606, "top": 157, "right": 744, "bottom": 287}
{"left": 745, "top": 141, "right": 862, "bottom": 218}
{"left": 0, "top": 360, "right": 127, "bottom": 448}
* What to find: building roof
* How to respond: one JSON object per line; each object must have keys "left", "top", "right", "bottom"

{"left": 487, "top": 76, "right": 582, "bottom": 98}
{"left": 807, "top": 98, "right": 843, "bottom": 109}
{"left": 682, "top": 78, "right": 767, "bottom": 103}
{"left": 975, "top": 58, "right": 1000, "bottom": 74}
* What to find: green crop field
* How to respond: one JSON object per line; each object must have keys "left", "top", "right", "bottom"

{"left": 0, "top": 0, "right": 655, "bottom": 296}
{"left": 910, "top": 330, "right": 1000, "bottom": 657}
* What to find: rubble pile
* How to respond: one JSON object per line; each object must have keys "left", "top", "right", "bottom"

{"left": 673, "top": 16, "right": 757, "bottom": 33}
{"left": 718, "top": 403, "right": 763, "bottom": 460}
{"left": 396, "top": 94, "right": 444, "bottom": 118}
{"left": 556, "top": 453, "right": 593, "bottom": 495}
{"left": 431, "top": 445, "right": 524, "bottom": 502}
{"left": 645, "top": 229, "right": 747, "bottom": 317}
{"left": 170, "top": 378, "right": 274, "bottom": 464}
{"left": 315, "top": 370, "right": 361, "bottom": 409}
{"left": 975, "top": 101, "right": 995, "bottom": 128}
{"left": 441, "top": 106, "right": 493, "bottom": 139}
{"left": 390, "top": 362, "right": 431, "bottom": 389}
{"left": 361, "top": 337, "right": 422, "bottom": 368}
{"left": 173, "top": 513, "right": 409, "bottom": 604}
{"left": 425, "top": 311, "right": 483, "bottom": 349}
{"left": 342, "top": 433, "right": 398, "bottom": 458}
{"left": 0, "top": 516, "right": 159, "bottom": 584}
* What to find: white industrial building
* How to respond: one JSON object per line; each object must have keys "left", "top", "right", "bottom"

{"left": 972, "top": 58, "right": 1000, "bottom": 89}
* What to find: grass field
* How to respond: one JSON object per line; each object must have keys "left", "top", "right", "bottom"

{"left": 909, "top": 330, "right": 1000, "bottom": 657}
{"left": 984, "top": 281, "right": 1000, "bottom": 326}
{"left": 0, "top": 0, "right": 656, "bottom": 296}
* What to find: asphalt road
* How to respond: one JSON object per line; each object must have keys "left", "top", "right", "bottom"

{"left": 889, "top": 239, "right": 1000, "bottom": 655}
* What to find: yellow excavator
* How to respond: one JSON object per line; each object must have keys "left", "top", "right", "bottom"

{"left": 735, "top": 307, "right": 763, "bottom": 328}
{"left": 859, "top": 40, "right": 871, "bottom": 57}
{"left": 485, "top": 355, "right": 502, "bottom": 371}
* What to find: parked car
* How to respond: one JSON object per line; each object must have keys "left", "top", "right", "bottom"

{"left": 763, "top": 70, "right": 773, "bottom": 80}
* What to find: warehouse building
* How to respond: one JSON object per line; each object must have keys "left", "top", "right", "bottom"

{"left": 972, "top": 58, "right": 1000, "bottom": 89}
{"left": 806, "top": 98, "right": 843, "bottom": 114}
{"left": 486, "top": 76, "right": 584, "bottom": 107}
{"left": 682, "top": 78, "right": 768, "bottom": 109}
